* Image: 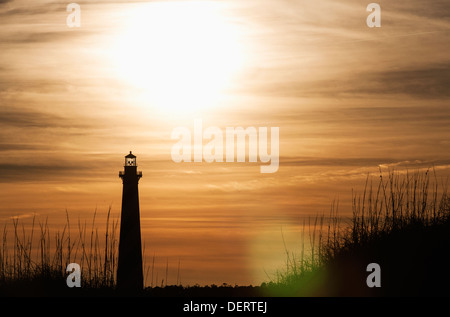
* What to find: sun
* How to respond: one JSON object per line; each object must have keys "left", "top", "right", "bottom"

{"left": 110, "top": 1, "right": 244, "bottom": 115}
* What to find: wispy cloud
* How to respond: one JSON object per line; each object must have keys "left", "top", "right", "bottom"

{"left": 341, "top": 63, "right": 450, "bottom": 98}
{"left": 0, "top": 30, "right": 92, "bottom": 44}
{"left": 281, "top": 156, "right": 450, "bottom": 169}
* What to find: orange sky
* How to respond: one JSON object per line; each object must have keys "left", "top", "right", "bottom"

{"left": 0, "top": 0, "right": 450, "bottom": 286}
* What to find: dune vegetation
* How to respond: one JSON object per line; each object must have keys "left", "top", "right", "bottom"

{"left": 1, "top": 169, "right": 449, "bottom": 297}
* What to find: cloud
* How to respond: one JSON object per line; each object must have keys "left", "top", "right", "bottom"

{"left": 0, "top": 108, "right": 90, "bottom": 129}
{"left": 236, "top": 62, "right": 450, "bottom": 100}
{"left": 0, "top": 143, "right": 43, "bottom": 151}
{"left": 0, "top": 163, "right": 85, "bottom": 182}
{"left": 0, "top": 110, "right": 61, "bottom": 128}
{"left": 281, "top": 156, "right": 450, "bottom": 169}
{"left": 387, "top": 0, "right": 450, "bottom": 20}
{"left": 346, "top": 63, "right": 450, "bottom": 99}
{"left": 0, "top": 30, "right": 92, "bottom": 44}
{"left": 293, "top": 104, "right": 450, "bottom": 127}
{"left": 0, "top": 1, "right": 64, "bottom": 17}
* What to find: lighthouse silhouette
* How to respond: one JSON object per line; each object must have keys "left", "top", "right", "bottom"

{"left": 117, "top": 151, "right": 144, "bottom": 291}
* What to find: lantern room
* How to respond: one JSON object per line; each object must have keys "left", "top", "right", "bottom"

{"left": 125, "top": 151, "right": 137, "bottom": 166}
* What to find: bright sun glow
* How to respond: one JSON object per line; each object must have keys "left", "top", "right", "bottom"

{"left": 111, "top": 1, "right": 244, "bottom": 114}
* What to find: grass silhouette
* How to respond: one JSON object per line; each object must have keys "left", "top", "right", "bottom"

{"left": 0, "top": 169, "right": 449, "bottom": 296}
{"left": 0, "top": 207, "right": 119, "bottom": 296}
{"left": 264, "top": 169, "right": 450, "bottom": 296}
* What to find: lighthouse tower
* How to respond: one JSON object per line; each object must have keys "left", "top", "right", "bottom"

{"left": 117, "top": 151, "right": 143, "bottom": 291}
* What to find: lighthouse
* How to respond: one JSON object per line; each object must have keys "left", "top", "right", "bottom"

{"left": 117, "top": 151, "right": 144, "bottom": 291}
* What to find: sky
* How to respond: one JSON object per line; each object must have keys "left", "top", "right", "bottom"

{"left": 0, "top": 0, "right": 449, "bottom": 286}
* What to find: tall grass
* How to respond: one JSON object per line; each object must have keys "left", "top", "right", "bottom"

{"left": 269, "top": 168, "right": 450, "bottom": 295}
{"left": 324, "top": 168, "right": 449, "bottom": 261}
{"left": 0, "top": 207, "right": 119, "bottom": 289}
